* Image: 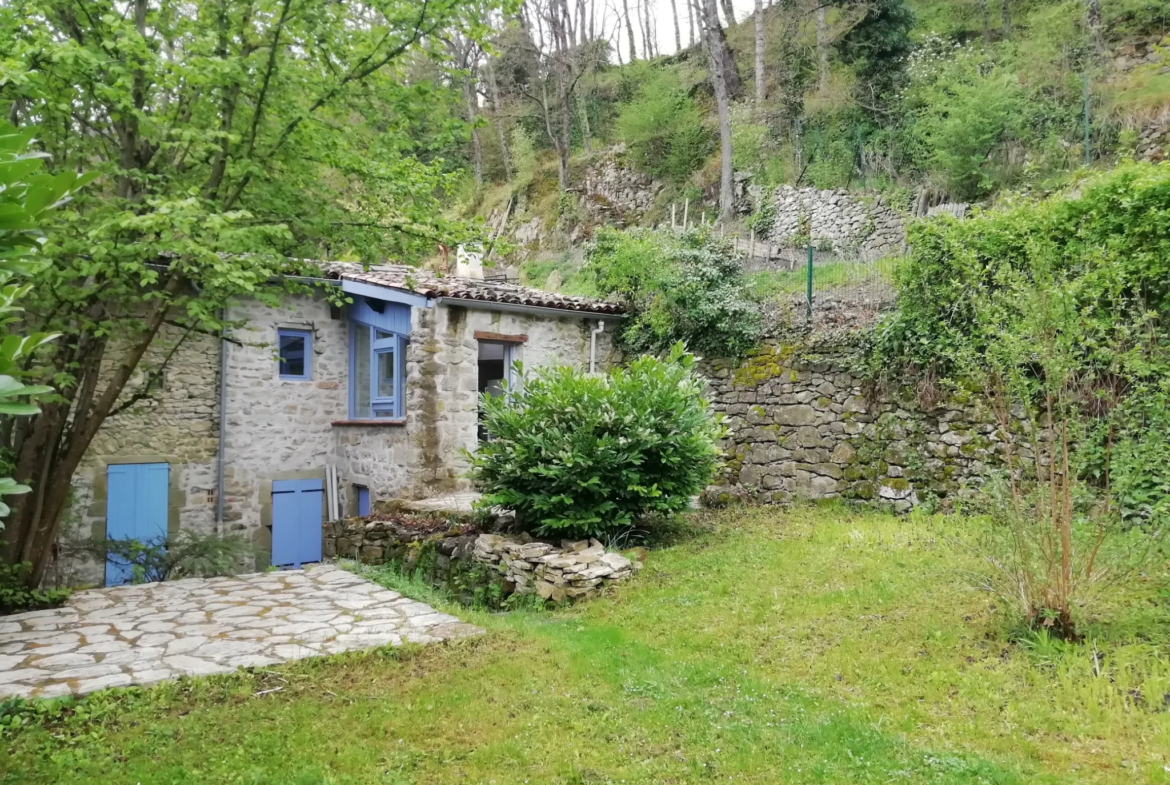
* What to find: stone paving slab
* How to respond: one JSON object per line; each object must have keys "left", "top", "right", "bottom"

{"left": 0, "top": 564, "right": 481, "bottom": 699}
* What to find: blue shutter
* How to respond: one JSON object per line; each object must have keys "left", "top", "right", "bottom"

{"left": 105, "top": 463, "right": 169, "bottom": 586}
{"left": 356, "top": 486, "right": 370, "bottom": 517}
{"left": 271, "top": 479, "right": 324, "bottom": 568}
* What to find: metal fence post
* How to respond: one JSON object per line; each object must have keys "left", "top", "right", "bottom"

{"left": 806, "top": 243, "right": 813, "bottom": 324}
{"left": 1083, "top": 74, "right": 1091, "bottom": 165}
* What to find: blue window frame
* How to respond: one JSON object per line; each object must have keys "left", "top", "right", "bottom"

{"left": 349, "top": 321, "right": 406, "bottom": 418}
{"left": 277, "top": 328, "right": 311, "bottom": 380}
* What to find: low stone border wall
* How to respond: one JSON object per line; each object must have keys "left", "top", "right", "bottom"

{"left": 473, "top": 535, "right": 639, "bottom": 602}
{"left": 324, "top": 516, "right": 640, "bottom": 604}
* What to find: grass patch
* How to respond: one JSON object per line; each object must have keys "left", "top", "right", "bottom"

{"left": 748, "top": 257, "right": 903, "bottom": 298}
{"left": 2, "top": 505, "right": 1168, "bottom": 784}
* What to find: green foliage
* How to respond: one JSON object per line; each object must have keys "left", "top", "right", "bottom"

{"left": 872, "top": 164, "right": 1170, "bottom": 637}
{"left": 1081, "top": 383, "right": 1170, "bottom": 526}
{"left": 614, "top": 68, "right": 712, "bottom": 181}
{"left": 3, "top": 506, "right": 1169, "bottom": 782}
{"left": 586, "top": 227, "right": 762, "bottom": 358}
{"left": 0, "top": 121, "right": 91, "bottom": 521}
{"left": 88, "top": 532, "right": 254, "bottom": 584}
{"left": 0, "top": 0, "right": 502, "bottom": 584}
{"left": 903, "top": 40, "right": 1031, "bottom": 199}
{"left": 509, "top": 127, "right": 539, "bottom": 196}
{"left": 836, "top": 0, "right": 915, "bottom": 102}
{"left": 0, "top": 561, "right": 70, "bottom": 614}
{"left": 870, "top": 163, "right": 1170, "bottom": 383}
{"left": 468, "top": 345, "right": 722, "bottom": 539}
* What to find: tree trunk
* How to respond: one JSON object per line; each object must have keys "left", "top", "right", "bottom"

{"left": 720, "top": 0, "right": 736, "bottom": 26}
{"left": 568, "top": 0, "right": 592, "bottom": 153}
{"left": 754, "top": 0, "right": 766, "bottom": 105}
{"left": 815, "top": 4, "right": 829, "bottom": 95}
{"left": 712, "top": 14, "right": 743, "bottom": 97}
{"left": 670, "top": 0, "right": 682, "bottom": 52}
{"left": 979, "top": 0, "right": 991, "bottom": 43}
{"left": 693, "top": 0, "right": 707, "bottom": 54}
{"left": 548, "top": 0, "right": 574, "bottom": 189}
{"left": 688, "top": 0, "right": 697, "bottom": 46}
{"left": 622, "top": 0, "right": 638, "bottom": 60}
{"left": 465, "top": 69, "right": 484, "bottom": 186}
{"left": 642, "top": 0, "right": 654, "bottom": 58}
{"left": 487, "top": 61, "right": 512, "bottom": 181}
{"left": 7, "top": 275, "right": 182, "bottom": 586}
{"left": 702, "top": 0, "right": 734, "bottom": 221}
{"left": 1001, "top": 0, "right": 1011, "bottom": 37}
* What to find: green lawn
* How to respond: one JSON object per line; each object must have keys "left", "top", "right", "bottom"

{"left": 4, "top": 505, "right": 1169, "bottom": 784}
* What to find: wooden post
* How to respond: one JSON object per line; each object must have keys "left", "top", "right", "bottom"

{"left": 683, "top": 198, "right": 690, "bottom": 229}
{"left": 671, "top": 202, "right": 677, "bottom": 230}
{"left": 749, "top": 228, "right": 755, "bottom": 261}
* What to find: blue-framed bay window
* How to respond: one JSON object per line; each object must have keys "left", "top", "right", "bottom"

{"left": 348, "top": 296, "right": 410, "bottom": 419}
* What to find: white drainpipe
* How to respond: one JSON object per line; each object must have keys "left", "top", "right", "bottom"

{"left": 589, "top": 320, "right": 605, "bottom": 374}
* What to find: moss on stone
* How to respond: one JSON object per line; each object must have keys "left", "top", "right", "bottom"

{"left": 853, "top": 482, "right": 876, "bottom": 500}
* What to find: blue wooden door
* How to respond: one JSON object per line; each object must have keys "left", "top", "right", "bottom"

{"left": 271, "top": 479, "right": 324, "bottom": 568}
{"left": 105, "top": 463, "right": 169, "bottom": 586}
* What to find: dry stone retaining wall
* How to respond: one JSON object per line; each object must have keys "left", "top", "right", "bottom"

{"left": 323, "top": 518, "right": 638, "bottom": 603}
{"left": 473, "top": 534, "right": 638, "bottom": 602}
{"left": 703, "top": 342, "right": 1006, "bottom": 509}
{"left": 763, "top": 185, "right": 907, "bottom": 260}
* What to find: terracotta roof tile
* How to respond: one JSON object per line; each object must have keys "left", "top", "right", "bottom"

{"left": 320, "top": 262, "right": 625, "bottom": 316}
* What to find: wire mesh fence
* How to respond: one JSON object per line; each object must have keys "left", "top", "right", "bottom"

{"left": 731, "top": 239, "right": 901, "bottom": 333}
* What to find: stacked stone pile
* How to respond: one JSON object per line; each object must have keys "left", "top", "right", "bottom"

{"left": 579, "top": 145, "right": 660, "bottom": 218}
{"left": 473, "top": 534, "right": 639, "bottom": 602}
{"left": 1138, "top": 120, "right": 1169, "bottom": 164}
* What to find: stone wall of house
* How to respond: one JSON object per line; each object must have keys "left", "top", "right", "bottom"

{"left": 702, "top": 342, "right": 1005, "bottom": 509}
{"left": 763, "top": 186, "right": 907, "bottom": 260}
{"left": 63, "top": 326, "right": 223, "bottom": 585}
{"left": 66, "top": 289, "right": 618, "bottom": 578}
{"left": 323, "top": 518, "right": 639, "bottom": 603}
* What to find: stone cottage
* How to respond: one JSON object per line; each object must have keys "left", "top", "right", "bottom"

{"left": 69, "top": 263, "right": 622, "bottom": 583}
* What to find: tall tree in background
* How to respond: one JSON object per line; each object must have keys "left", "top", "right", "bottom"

{"left": 720, "top": 0, "right": 736, "bottom": 26}
{"left": 755, "top": 0, "right": 766, "bottom": 105}
{"left": 642, "top": 0, "right": 655, "bottom": 58}
{"left": 486, "top": 60, "right": 514, "bottom": 181}
{"left": 688, "top": 0, "right": 697, "bottom": 45}
{"left": 449, "top": 34, "right": 486, "bottom": 185}
{"left": 0, "top": 0, "right": 495, "bottom": 585}
{"left": 623, "top": 0, "right": 639, "bottom": 59}
{"left": 702, "top": 0, "right": 734, "bottom": 219}
{"left": 671, "top": 0, "right": 683, "bottom": 52}
{"left": 816, "top": 3, "right": 830, "bottom": 94}
{"left": 1001, "top": 0, "right": 1011, "bottom": 37}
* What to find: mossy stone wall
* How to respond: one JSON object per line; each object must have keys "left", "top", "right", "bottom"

{"left": 702, "top": 342, "right": 1005, "bottom": 509}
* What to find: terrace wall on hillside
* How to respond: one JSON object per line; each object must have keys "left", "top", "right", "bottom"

{"left": 702, "top": 342, "right": 1007, "bottom": 509}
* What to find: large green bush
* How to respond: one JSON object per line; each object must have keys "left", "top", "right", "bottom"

{"left": 586, "top": 227, "right": 762, "bottom": 359}
{"left": 870, "top": 162, "right": 1170, "bottom": 380}
{"left": 870, "top": 162, "right": 1170, "bottom": 538}
{"left": 614, "top": 69, "right": 712, "bottom": 181}
{"left": 468, "top": 345, "right": 722, "bottom": 539}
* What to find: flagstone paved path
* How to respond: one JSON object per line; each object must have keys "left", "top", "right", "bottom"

{"left": 0, "top": 563, "right": 481, "bottom": 700}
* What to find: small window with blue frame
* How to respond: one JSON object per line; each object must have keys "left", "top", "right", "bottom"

{"left": 277, "top": 328, "right": 311, "bottom": 380}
